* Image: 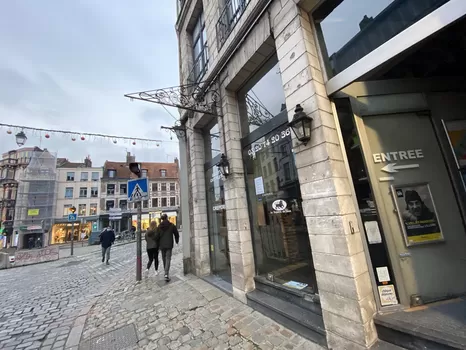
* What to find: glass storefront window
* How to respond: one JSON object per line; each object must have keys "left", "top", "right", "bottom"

{"left": 206, "top": 165, "right": 230, "bottom": 282}
{"left": 51, "top": 222, "right": 91, "bottom": 244}
{"left": 243, "top": 123, "right": 317, "bottom": 293}
{"left": 314, "top": 0, "right": 450, "bottom": 77}
{"left": 444, "top": 119, "right": 466, "bottom": 191}
{"left": 238, "top": 59, "right": 286, "bottom": 135}
{"left": 204, "top": 122, "right": 221, "bottom": 163}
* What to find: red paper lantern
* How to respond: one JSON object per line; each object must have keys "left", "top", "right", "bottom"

{"left": 81, "top": 136, "right": 85, "bottom": 141}
{"left": 6, "top": 129, "right": 12, "bottom": 135}
{"left": 45, "top": 134, "right": 50, "bottom": 139}
{"left": 132, "top": 141, "right": 136, "bottom": 145}
{"left": 113, "top": 139, "right": 117, "bottom": 144}
{"left": 71, "top": 137, "right": 76, "bottom": 141}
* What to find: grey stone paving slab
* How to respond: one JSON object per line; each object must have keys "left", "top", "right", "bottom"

{"left": 82, "top": 324, "right": 138, "bottom": 350}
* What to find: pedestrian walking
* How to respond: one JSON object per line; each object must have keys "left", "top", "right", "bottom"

{"left": 100, "top": 226, "right": 115, "bottom": 265}
{"left": 144, "top": 221, "right": 159, "bottom": 278}
{"left": 155, "top": 214, "right": 179, "bottom": 282}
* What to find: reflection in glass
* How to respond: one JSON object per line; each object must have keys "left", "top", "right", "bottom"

{"left": 444, "top": 120, "right": 466, "bottom": 192}
{"left": 206, "top": 166, "right": 231, "bottom": 282}
{"left": 243, "top": 124, "right": 317, "bottom": 293}
{"left": 205, "top": 123, "right": 221, "bottom": 162}
{"left": 239, "top": 62, "right": 286, "bottom": 134}
{"left": 314, "top": 0, "right": 450, "bottom": 77}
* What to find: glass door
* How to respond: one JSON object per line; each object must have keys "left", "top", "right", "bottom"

{"left": 243, "top": 123, "right": 317, "bottom": 293}
{"left": 206, "top": 165, "right": 231, "bottom": 283}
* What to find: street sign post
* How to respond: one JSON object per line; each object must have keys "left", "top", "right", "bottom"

{"left": 128, "top": 172, "right": 148, "bottom": 281}
{"left": 68, "top": 208, "right": 77, "bottom": 255}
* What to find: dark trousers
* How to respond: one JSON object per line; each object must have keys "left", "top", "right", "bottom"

{"left": 161, "top": 248, "right": 172, "bottom": 276}
{"left": 146, "top": 248, "right": 159, "bottom": 271}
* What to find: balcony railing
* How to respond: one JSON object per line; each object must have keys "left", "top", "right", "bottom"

{"left": 216, "top": 0, "right": 250, "bottom": 50}
{"left": 0, "top": 158, "right": 18, "bottom": 167}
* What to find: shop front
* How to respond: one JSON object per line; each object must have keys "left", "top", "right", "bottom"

{"left": 131, "top": 211, "right": 178, "bottom": 231}
{"left": 237, "top": 58, "right": 318, "bottom": 295}
{"left": 51, "top": 221, "right": 93, "bottom": 244}
{"left": 318, "top": 7, "right": 466, "bottom": 347}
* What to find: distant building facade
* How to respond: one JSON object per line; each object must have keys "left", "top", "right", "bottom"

{"left": 51, "top": 156, "right": 103, "bottom": 244}
{"left": 0, "top": 147, "right": 42, "bottom": 248}
{"left": 14, "top": 149, "right": 57, "bottom": 249}
{"left": 100, "top": 152, "right": 180, "bottom": 231}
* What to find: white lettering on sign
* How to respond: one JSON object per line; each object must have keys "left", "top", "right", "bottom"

{"left": 372, "top": 149, "right": 423, "bottom": 163}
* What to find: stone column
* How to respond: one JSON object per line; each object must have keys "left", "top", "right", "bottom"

{"left": 187, "top": 125, "right": 210, "bottom": 276}
{"left": 219, "top": 87, "right": 255, "bottom": 303}
{"left": 273, "top": 3, "right": 378, "bottom": 349}
{"left": 177, "top": 130, "right": 191, "bottom": 274}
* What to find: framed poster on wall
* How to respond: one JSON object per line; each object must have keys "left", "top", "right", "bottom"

{"left": 390, "top": 183, "right": 444, "bottom": 246}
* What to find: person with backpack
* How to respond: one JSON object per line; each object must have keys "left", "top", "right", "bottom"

{"left": 155, "top": 214, "right": 179, "bottom": 281}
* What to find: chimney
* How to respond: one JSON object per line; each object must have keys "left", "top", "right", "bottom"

{"left": 84, "top": 156, "right": 92, "bottom": 168}
{"left": 126, "top": 151, "right": 135, "bottom": 165}
{"left": 174, "top": 157, "right": 179, "bottom": 167}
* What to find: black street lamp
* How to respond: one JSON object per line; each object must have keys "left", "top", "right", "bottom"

{"left": 288, "top": 104, "right": 313, "bottom": 146}
{"left": 69, "top": 206, "right": 76, "bottom": 214}
{"left": 129, "top": 162, "right": 142, "bottom": 178}
{"left": 15, "top": 131, "right": 27, "bottom": 147}
{"left": 217, "top": 153, "right": 230, "bottom": 177}
{"left": 173, "top": 125, "right": 186, "bottom": 140}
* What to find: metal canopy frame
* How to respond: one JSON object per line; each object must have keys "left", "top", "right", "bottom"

{"left": 124, "top": 82, "right": 222, "bottom": 116}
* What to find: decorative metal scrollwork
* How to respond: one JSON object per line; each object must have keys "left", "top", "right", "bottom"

{"left": 246, "top": 94, "right": 274, "bottom": 127}
{"left": 125, "top": 82, "right": 221, "bottom": 116}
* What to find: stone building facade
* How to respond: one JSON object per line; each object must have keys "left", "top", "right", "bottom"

{"left": 176, "top": 0, "right": 466, "bottom": 348}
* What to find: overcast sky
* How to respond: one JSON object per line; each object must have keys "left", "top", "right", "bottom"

{"left": 0, "top": 0, "right": 180, "bottom": 166}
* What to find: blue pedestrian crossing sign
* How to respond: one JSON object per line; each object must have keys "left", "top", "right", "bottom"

{"left": 128, "top": 178, "right": 149, "bottom": 202}
{"left": 68, "top": 213, "right": 77, "bottom": 222}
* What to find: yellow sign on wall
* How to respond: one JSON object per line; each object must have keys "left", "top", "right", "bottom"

{"left": 28, "top": 209, "right": 40, "bottom": 216}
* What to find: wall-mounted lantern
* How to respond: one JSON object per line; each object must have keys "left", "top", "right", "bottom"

{"left": 217, "top": 153, "right": 230, "bottom": 177}
{"left": 288, "top": 104, "right": 313, "bottom": 146}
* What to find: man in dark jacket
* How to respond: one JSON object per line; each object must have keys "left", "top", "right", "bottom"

{"left": 100, "top": 226, "right": 115, "bottom": 265}
{"left": 155, "top": 214, "right": 179, "bottom": 281}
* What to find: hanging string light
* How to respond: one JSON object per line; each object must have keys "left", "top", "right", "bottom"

{"left": 0, "top": 122, "right": 177, "bottom": 147}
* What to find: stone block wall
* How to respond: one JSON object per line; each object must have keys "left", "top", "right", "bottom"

{"left": 272, "top": 1, "right": 378, "bottom": 348}
{"left": 178, "top": 0, "right": 379, "bottom": 348}
{"left": 219, "top": 88, "right": 255, "bottom": 302}
{"left": 186, "top": 123, "right": 210, "bottom": 276}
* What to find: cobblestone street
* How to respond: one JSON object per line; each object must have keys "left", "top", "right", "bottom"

{"left": 0, "top": 243, "right": 135, "bottom": 350}
{"left": 0, "top": 240, "right": 323, "bottom": 350}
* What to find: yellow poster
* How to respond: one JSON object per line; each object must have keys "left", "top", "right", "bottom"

{"left": 28, "top": 209, "right": 40, "bottom": 216}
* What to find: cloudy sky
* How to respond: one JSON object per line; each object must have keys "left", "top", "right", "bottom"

{"left": 0, "top": 0, "right": 180, "bottom": 166}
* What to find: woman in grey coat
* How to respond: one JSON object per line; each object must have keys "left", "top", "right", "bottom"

{"left": 144, "top": 221, "right": 159, "bottom": 277}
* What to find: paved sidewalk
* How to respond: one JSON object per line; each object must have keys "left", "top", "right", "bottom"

{"left": 79, "top": 247, "right": 324, "bottom": 350}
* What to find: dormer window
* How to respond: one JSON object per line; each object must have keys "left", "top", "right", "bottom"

{"left": 160, "top": 169, "right": 166, "bottom": 178}
{"left": 108, "top": 169, "right": 116, "bottom": 178}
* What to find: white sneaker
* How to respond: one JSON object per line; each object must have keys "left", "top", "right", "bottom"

{"left": 144, "top": 269, "right": 149, "bottom": 278}
{"left": 155, "top": 270, "right": 159, "bottom": 276}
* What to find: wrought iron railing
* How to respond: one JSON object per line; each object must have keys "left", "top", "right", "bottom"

{"left": 216, "top": 0, "right": 250, "bottom": 50}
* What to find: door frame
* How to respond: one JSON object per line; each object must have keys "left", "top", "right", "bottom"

{"left": 332, "top": 77, "right": 466, "bottom": 307}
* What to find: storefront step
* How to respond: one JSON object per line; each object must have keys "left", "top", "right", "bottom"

{"left": 246, "top": 289, "right": 327, "bottom": 348}
{"left": 254, "top": 276, "right": 322, "bottom": 315}
{"left": 374, "top": 298, "right": 466, "bottom": 350}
